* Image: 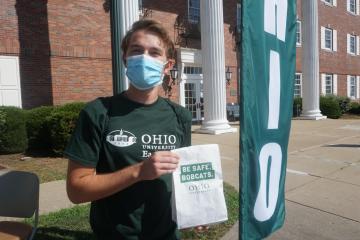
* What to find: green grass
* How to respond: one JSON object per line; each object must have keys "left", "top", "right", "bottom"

{"left": 28, "top": 183, "right": 239, "bottom": 240}
{"left": 0, "top": 153, "right": 67, "bottom": 183}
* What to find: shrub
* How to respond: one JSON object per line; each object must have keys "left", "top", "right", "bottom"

{"left": 46, "top": 102, "right": 86, "bottom": 154}
{"left": 320, "top": 96, "right": 342, "bottom": 119}
{"left": 26, "top": 106, "right": 54, "bottom": 150}
{"left": 349, "top": 102, "right": 360, "bottom": 114}
{"left": 0, "top": 107, "right": 28, "bottom": 153}
{"left": 335, "top": 96, "right": 351, "bottom": 114}
{"left": 293, "top": 97, "right": 302, "bottom": 117}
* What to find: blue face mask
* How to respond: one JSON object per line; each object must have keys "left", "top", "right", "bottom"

{"left": 126, "top": 54, "right": 166, "bottom": 90}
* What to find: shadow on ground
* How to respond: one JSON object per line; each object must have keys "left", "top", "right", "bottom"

{"left": 34, "top": 227, "right": 95, "bottom": 240}
{"left": 323, "top": 144, "right": 360, "bottom": 148}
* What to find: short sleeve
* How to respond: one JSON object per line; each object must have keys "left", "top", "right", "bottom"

{"left": 63, "top": 99, "right": 108, "bottom": 167}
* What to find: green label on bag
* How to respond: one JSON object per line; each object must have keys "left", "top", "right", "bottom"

{"left": 180, "top": 162, "right": 215, "bottom": 183}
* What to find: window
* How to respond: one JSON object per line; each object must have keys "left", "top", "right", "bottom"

{"left": 294, "top": 73, "right": 302, "bottom": 98}
{"left": 350, "top": 76, "right": 357, "bottom": 98}
{"left": 236, "top": 3, "right": 241, "bottom": 32}
{"left": 321, "top": 27, "right": 337, "bottom": 51}
{"left": 296, "top": 20, "right": 301, "bottom": 46}
{"left": 348, "top": 0, "right": 358, "bottom": 14}
{"left": 188, "top": 0, "right": 200, "bottom": 23}
{"left": 350, "top": 34, "right": 356, "bottom": 54}
{"left": 325, "top": 28, "right": 333, "bottom": 50}
{"left": 350, "top": 0, "right": 356, "bottom": 13}
{"left": 323, "top": 0, "right": 337, "bottom": 6}
{"left": 325, "top": 74, "right": 333, "bottom": 95}
{"left": 184, "top": 66, "right": 202, "bottom": 74}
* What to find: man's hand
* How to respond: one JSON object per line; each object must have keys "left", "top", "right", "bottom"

{"left": 139, "top": 151, "right": 179, "bottom": 180}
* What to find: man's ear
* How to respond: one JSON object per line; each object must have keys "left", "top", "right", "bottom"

{"left": 164, "top": 59, "right": 175, "bottom": 76}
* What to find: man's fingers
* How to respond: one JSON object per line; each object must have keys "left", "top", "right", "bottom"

{"left": 152, "top": 155, "right": 179, "bottom": 164}
{"left": 158, "top": 163, "right": 178, "bottom": 170}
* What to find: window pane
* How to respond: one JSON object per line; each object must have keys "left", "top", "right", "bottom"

{"left": 325, "top": 29, "right": 332, "bottom": 49}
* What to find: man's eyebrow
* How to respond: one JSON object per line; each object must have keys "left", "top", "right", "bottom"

{"left": 149, "top": 46, "right": 164, "bottom": 53}
{"left": 128, "top": 44, "right": 144, "bottom": 49}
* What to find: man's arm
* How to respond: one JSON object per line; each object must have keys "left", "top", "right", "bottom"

{"left": 66, "top": 151, "right": 179, "bottom": 204}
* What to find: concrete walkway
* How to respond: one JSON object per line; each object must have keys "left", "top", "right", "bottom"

{"left": 220, "top": 119, "right": 360, "bottom": 240}
{"left": 2, "top": 119, "right": 360, "bottom": 239}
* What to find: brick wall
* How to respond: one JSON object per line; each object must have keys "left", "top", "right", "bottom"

{"left": 297, "top": 0, "right": 360, "bottom": 98}
{"left": 1, "top": 0, "right": 239, "bottom": 108}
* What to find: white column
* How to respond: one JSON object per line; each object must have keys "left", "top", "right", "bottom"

{"left": 196, "top": 0, "right": 237, "bottom": 134}
{"left": 300, "top": 0, "right": 326, "bottom": 120}
{"left": 120, "top": 0, "right": 139, "bottom": 90}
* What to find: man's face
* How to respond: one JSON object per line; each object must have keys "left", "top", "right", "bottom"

{"left": 125, "top": 30, "right": 167, "bottom": 63}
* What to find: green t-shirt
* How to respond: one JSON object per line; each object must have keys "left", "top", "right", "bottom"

{"left": 64, "top": 94, "right": 192, "bottom": 240}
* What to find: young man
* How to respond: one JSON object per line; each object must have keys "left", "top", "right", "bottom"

{"left": 65, "top": 20, "right": 192, "bottom": 239}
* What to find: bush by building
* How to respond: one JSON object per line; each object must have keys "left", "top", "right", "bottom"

{"left": 0, "top": 106, "right": 28, "bottom": 153}
{"left": 45, "top": 102, "right": 86, "bottom": 154}
{"left": 26, "top": 106, "right": 54, "bottom": 150}
{"left": 349, "top": 102, "right": 360, "bottom": 114}
{"left": 320, "top": 96, "right": 342, "bottom": 119}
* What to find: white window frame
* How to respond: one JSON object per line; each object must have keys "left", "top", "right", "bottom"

{"left": 188, "top": 0, "right": 200, "bottom": 23}
{"left": 347, "top": 34, "right": 357, "bottom": 55}
{"left": 325, "top": 28, "right": 333, "bottom": 50}
{"left": 321, "top": 73, "right": 338, "bottom": 95}
{"left": 325, "top": 74, "right": 333, "bottom": 95}
{"left": 294, "top": 73, "right": 302, "bottom": 98}
{"left": 347, "top": 0, "right": 359, "bottom": 14}
{"left": 322, "top": 0, "right": 337, "bottom": 7}
{"left": 321, "top": 27, "right": 337, "bottom": 51}
{"left": 347, "top": 75, "right": 360, "bottom": 99}
{"left": 296, "top": 20, "right": 302, "bottom": 47}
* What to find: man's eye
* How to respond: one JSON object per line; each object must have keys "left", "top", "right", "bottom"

{"left": 151, "top": 52, "right": 161, "bottom": 57}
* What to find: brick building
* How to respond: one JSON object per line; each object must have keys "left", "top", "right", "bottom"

{"left": 296, "top": 0, "right": 360, "bottom": 101}
{"left": 0, "top": 0, "right": 359, "bottom": 121}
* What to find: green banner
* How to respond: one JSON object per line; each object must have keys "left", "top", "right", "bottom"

{"left": 240, "top": 0, "right": 296, "bottom": 239}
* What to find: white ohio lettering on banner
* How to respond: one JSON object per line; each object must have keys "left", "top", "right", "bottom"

{"left": 264, "top": 0, "right": 288, "bottom": 42}
{"left": 253, "top": 0, "right": 288, "bottom": 222}
{"left": 268, "top": 50, "right": 280, "bottom": 129}
{"left": 254, "top": 143, "right": 282, "bottom": 221}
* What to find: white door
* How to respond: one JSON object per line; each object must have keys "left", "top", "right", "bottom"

{"left": 183, "top": 79, "right": 204, "bottom": 122}
{"left": 0, "top": 56, "right": 22, "bottom": 108}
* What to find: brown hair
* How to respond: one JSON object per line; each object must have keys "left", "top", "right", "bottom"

{"left": 121, "top": 19, "right": 175, "bottom": 63}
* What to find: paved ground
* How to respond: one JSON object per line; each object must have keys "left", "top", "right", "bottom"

{"left": 218, "top": 119, "right": 360, "bottom": 240}
{"left": 2, "top": 119, "right": 360, "bottom": 239}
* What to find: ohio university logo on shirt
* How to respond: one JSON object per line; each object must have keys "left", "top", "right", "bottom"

{"left": 106, "top": 129, "right": 137, "bottom": 147}
{"left": 106, "top": 129, "right": 178, "bottom": 158}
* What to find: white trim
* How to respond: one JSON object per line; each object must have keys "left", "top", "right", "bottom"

{"left": 321, "top": 26, "right": 326, "bottom": 50}
{"left": 322, "top": 0, "right": 336, "bottom": 7}
{"left": 357, "top": 76, "right": 360, "bottom": 99}
{"left": 333, "top": 74, "right": 338, "bottom": 95}
{"left": 296, "top": 20, "right": 302, "bottom": 47}
{"left": 357, "top": 36, "right": 360, "bottom": 55}
{"left": 347, "top": 34, "right": 351, "bottom": 54}
{"left": 347, "top": 0, "right": 351, "bottom": 12}
{"left": 333, "top": 29, "right": 337, "bottom": 52}
{"left": 347, "top": 75, "right": 351, "bottom": 98}
{"left": 294, "top": 73, "right": 302, "bottom": 97}
{"left": 357, "top": 0, "right": 360, "bottom": 15}
{"left": 321, "top": 74, "right": 326, "bottom": 95}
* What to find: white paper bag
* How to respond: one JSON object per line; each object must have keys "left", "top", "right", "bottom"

{"left": 171, "top": 144, "right": 228, "bottom": 229}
